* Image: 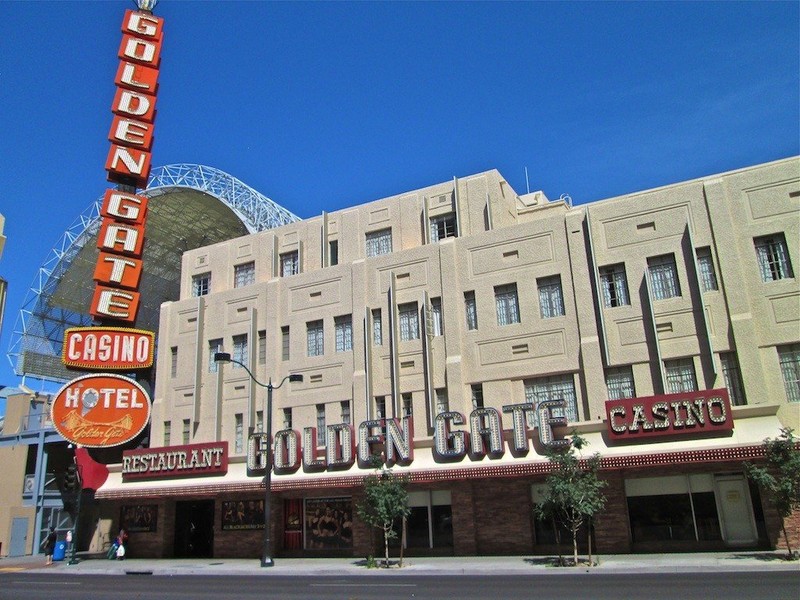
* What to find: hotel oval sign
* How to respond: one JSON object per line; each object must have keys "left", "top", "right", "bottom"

{"left": 63, "top": 327, "right": 154, "bottom": 370}
{"left": 51, "top": 373, "right": 151, "bottom": 447}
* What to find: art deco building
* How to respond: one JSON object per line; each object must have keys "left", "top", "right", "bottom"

{"left": 93, "top": 157, "right": 799, "bottom": 559}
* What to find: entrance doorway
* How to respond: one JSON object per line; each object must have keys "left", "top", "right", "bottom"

{"left": 174, "top": 500, "right": 214, "bottom": 558}
{"left": 715, "top": 474, "right": 758, "bottom": 546}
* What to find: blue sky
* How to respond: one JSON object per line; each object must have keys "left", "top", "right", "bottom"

{"left": 0, "top": 0, "right": 797, "bottom": 412}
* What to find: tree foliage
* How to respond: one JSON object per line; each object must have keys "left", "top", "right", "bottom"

{"left": 745, "top": 427, "right": 800, "bottom": 559}
{"left": 356, "top": 465, "right": 411, "bottom": 567}
{"left": 533, "top": 433, "right": 606, "bottom": 566}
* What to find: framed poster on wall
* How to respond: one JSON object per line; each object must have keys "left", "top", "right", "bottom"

{"left": 304, "top": 497, "right": 352, "bottom": 549}
{"left": 120, "top": 505, "right": 158, "bottom": 533}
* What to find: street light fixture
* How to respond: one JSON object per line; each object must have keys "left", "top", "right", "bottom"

{"left": 214, "top": 351, "right": 303, "bottom": 567}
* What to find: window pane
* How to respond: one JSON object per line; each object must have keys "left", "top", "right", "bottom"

{"left": 366, "top": 228, "right": 392, "bottom": 257}
{"left": 435, "top": 389, "right": 449, "bottom": 414}
{"left": 372, "top": 309, "right": 382, "bottom": 345}
{"left": 430, "top": 297, "right": 443, "bottom": 336}
{"left": 399, "top": 303, "right": 420, "bottom": 341}
{"left": 234, "top": 261, "right": 255, "bottom": 288}
{"left": 329, "top": 240, "right": 339, "bottom": 266}
{"left": 464, "top": 291, "right": 478, "bottom": 330}
{"left": 335, "top": 315, "right": 353, "bottom": 352}
{"left": 192, "top": 273, "right": 210, "bottom": 297}
{"left": 664, "top": 358, "right": 697, "bottom": 393}
{"left": 281, "top": 326, "right": 290, "bottom": 361}
{"left": 648, "top": 254, "right": 681, "bottom": 300}
{"left": 778, "top": 344, "right": 800, "bottom": 403}
{"left": 258, "top": 330, "right": 267, "bottom": 364}
{"left": 606, "top": 366, "right": 635, "bottom": 400}
{"left": 524, "top": 374, "right": 578, "bottom": 427}
{"left": 471, "top": 384, "right": 484, "bottom": 409}
{"left": 430, "top": 213, "right": 458, "bottom": 242}
{"left": 316, "top": 404, "right": 326, "bottom": 446}
{"left": 307, "top": 321, "right": 324, "bottom": 356}
{"left": 538, "top": 275, "right": 565, "bottom": 318}
{"left": 208, "top": 338, "right": 223, "bottom": 372}
{"left": 695, "top": 248, "right": 718, "bottom": 292}
{"left": 495, "top": 284, "right": 520, "bottom": 325}
{"left": 235, "top": 413, "right": 243, "bottom": 453}
{"left": 720, "top": 352, "right": 746, "bottom": 406}
{"left": 170, "top": 347, "right": 178, "bottom": 377}
{"left": 232, "top": 334, "right": 248, "bottom": 367}
{"left": 755, "top": 234, "right": 794, "bottom": 281}
{"left": 599, "top": 264, "right": 630, "bottom": 307}
{"left": 281, "top": 251, "right": 299, "bottom": 277}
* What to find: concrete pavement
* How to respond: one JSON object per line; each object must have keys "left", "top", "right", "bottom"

{"left": 1, "top": 551, "right": 798, "bottom": 577}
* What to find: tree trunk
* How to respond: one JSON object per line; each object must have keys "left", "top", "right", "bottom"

{"left": 781, "top": 520, "right": 793, "bottom": 559}
{"left": 384, "top": 525, "right": 390, "bottom": 567}
{"left": 587, "top": 519, "right": 593, "bottom": 567}
{"left": 572, "top": 526, "right": 579, "bottom": 567}
{"left": 399, "top": 516, "right": 406, "bottom": 568}
{"left": 552, "top": 518, "right": 563, "bottom": 566}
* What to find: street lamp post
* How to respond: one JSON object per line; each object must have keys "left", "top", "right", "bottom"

{"left": 214, "top": 352, "right": 302, "bottom": 567}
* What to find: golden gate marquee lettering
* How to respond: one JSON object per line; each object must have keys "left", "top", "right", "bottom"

{"left": 246, "top": 404, "right": 568, "bottom": 475}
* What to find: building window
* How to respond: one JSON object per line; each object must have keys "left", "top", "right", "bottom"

{"left": 232, "top": 334, "right": 248, "bottom": 368}
{"left": 430, "top": 213, "right": 458, "bottom": 242}
{"left": 435, "top": 389, "right": 449, "bottom": 414}
{"left": 255, "top": 410, "right": 263, "bottom": 433}
{"left": 372, "top": 309, "right": 382, "bottom": 345}
{"left": 192, "top": 272, "right": 210, "bottom": 297}
{"left": 524, "top": 374, "right": 579, "bottom": 427}
{"left": 464, "top": 291, "right": 478, "bottom": 330}
{"left": 257, "top": 330, "right": 267, "bottom": 364}
{"left": 755, "top": 234, "right": 794, "bottom": 282}
{"left": 182, "top": 419, "right": 190, "bottom": 445}
{"left": 170, "top": 347, "right": 178, "bottom": 378}
{"left": 340, "top": 401, "right": 351, "bottom": 424}
{"left": 695, "top": 247, "right": 718, "bottom": 292}
{"left": 375, "top": 396, "right": 386, "bottom": 419}
{"left": 163, "top": 421, "right": 171, "bottom": 446}
{"left": 599, "top": 263, "right": 630, "bottom": 307}
{"left": 606, "top": 366, "right": 636, "bottom": 400}
{"left": 316, "top": 404, "right": 326, "bottom": 446}
{"left": 648, "top": 254, "right": 681, "bottom": 300}
{"left": 335, "top": 315, "right": 353, "bottom": 352}
{"left": 366, "top": 228, "right": 392, "bottom": 257}
{"left": 208, "top": 338, "right": 223, "bottom": 372}
{"left": 471, "top": 384, "right": 484, "bottom": 410}
{"left": 282, "top": 408, "right": 292, "bottom": 430}
{"left": 281, "top": 251, "right": 299, "bottom": 277}
{"left": 495, "top": 283, "right": 520, "bottom": 326}
{"left": 402, "top": 393, "right": 413, "bottom": 417}
{"left": 538, "top": 275, "right": 565, "bottom": 318}
{"left": 329, "top": 240, "right": 339, "bottom": 266}
{"left": 281, "top": 326, "right": 290, "bottom": 361}
{"left": 719, "top": 352, "right": 746, "bottom": 406}
{"left": 429, "top": 297, "right": 443, "bottom": 336}
{"left": 234, "top": 261, "right": 255, "bottom": 288}
{"left": 235, "top": 413, "right": 244, "bottom": 454}
{"left": 307, "top": 320, "right": 324, "bottom": 357}
{"left": 398, "top": 302, "right": 420, "bottom": 341}
{"left": 778, "top": 344, "right": 800, "bottom": 403}
{"left": 664, "top": 358, "right": 697, "bottom": 394}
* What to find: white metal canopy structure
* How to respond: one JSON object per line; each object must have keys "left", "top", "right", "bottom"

{"left": 8, "top": 164, "right": 299, "bottom": 383}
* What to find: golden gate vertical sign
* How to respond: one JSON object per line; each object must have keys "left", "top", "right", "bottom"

{"left": 57, "top": 4, "right": 163, "bottom": 449}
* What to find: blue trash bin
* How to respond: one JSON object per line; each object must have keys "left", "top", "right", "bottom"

{"left": 53, "top": 541, "right": 67, "bottom": 561}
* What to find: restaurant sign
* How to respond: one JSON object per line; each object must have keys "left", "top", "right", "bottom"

{"left": 122, "top": 442, "right": 228, "bottom": 481}
{"left": 606, "top": 388, "right": 733, "bottom": 442}
{"left": 51, "top": 373, "right": 151, "bottom": 447}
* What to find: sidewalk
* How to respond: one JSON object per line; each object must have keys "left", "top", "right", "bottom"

{"left": 1, "top": 551, "right": 798, "bottom": 577}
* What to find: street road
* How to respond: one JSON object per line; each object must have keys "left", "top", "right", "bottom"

{"left": 0, "top": 571, "right": 798, "bottom": 600}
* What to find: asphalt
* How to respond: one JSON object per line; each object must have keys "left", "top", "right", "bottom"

{"left": 1, "top": 551, "right": 798, "bottom": 576}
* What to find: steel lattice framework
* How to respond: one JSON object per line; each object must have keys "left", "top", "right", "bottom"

{"left": 8, "top": 164, "right": 300, "bottom": 383}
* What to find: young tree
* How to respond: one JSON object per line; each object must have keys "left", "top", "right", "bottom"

{"left": 533, "top": 433, "right": 606, "bottom": 566}
{"left": 357, "top": 465, "right": 411, "bottom": 567}
{"left": 745, "top": 427, "right": 800, "bottom": 559}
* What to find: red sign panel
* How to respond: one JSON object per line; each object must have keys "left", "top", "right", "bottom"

{"left": 51, "top": 374, "right": 151, "bottom": 448}
{"left": 122, "top": 442, "right": 229, "bottom": 481}
{"left": 606, "top": 388, "right": 733, "bottom": 442}
{"left": 63, "top": 327, "right": 154, "bottom": 370}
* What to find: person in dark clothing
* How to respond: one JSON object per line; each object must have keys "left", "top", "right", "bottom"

{"left": 44, "top": 527, "right": 57, "bottom": 565}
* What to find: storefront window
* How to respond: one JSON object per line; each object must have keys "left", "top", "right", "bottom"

{"left": 625, "top": 475, "right": 722, "bottom": 544}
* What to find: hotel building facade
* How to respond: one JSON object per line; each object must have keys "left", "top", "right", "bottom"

{"left": 92, "top": 157, "right": 799, "bottom": 559}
